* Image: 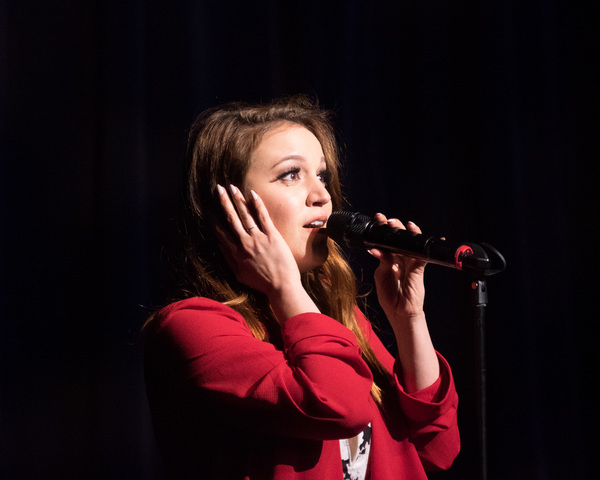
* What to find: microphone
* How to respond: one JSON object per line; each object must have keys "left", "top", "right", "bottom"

{"left": 327, "top": 211, "right": 506, "bottom": 276}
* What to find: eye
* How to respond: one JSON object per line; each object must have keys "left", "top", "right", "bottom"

{"left": 318, "top": 170, "right": 332, "bottom": 185}
{"left": 277, "top": 167, "right": 301, "bottom": 183}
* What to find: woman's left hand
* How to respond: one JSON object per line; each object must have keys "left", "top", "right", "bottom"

{"left": 369, "top": 213, "right": 440, "bottom": 392}
{"left": 368, "top": 213, "right": 427, "bottom": 324}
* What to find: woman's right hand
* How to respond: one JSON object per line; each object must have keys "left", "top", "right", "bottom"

{"left": 215, "top": 184, "right": 320, "bottom": 322}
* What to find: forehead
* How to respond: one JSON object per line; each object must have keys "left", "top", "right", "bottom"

{"left": 251, "top": 123, "right": 325, "bottom": 165}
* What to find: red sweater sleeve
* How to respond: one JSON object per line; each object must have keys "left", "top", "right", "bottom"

{"left": 145, "top": 297, "right": 376, "bottom": 440}
{"left": 357, "top": 308, "right": 460, "bottom": 471}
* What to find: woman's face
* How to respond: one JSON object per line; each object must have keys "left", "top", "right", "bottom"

{"left": 243, "top": 123, "right": 332, "bottom": 273}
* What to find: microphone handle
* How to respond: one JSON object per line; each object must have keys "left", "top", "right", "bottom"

{"left": 328, "top": 211, "right": 504, "bottom": 275}
{"left": 362, "top": 222, "right": 463, "bottom": 269}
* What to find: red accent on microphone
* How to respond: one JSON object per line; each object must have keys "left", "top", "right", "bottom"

{"left": 455, "top": 245, "right": 474, "bottom": 270}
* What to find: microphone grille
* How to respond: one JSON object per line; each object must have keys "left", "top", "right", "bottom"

{"left": 326, "top": 211, "right": 371, "bottom": 248}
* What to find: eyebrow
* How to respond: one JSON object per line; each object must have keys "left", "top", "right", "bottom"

{"left": 272, "top": 154, "right": 326, "bottom": 169}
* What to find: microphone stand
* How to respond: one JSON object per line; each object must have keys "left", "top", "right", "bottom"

{"left": 471, "top": 277, "right": 489, "bottom": 480}
{"left": 462, "top": 244, "right": 506, "bottom": 480}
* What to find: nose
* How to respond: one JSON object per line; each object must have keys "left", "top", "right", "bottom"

{"left": 306, "top": 176, "right": 331, "bottom": 207}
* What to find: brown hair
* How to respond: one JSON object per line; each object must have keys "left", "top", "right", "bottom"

{"left": 164, "top": 95, "right": 391, "bottom": 404}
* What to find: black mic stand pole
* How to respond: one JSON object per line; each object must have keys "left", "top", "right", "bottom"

{"left": 471, "top": 276, "right": 488, "bottom": 480}
{"left": 460, "top": 243, "right": 505, "bottom": 480}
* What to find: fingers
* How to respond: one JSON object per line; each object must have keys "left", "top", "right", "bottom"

{"left": 248, "top": 188, "right": 279, "bottom": 237}
{"left": 373, "top": 212, "right": 422, "bottom": 234}
{"left": 229, "top": 184, "right": 258, "bottom": 233}
{"left": 374, "top": 213, "right": 406, "bottom": 236}
{"left": 369, "top": 213, "right": 426, "bottom": 269}
{"left": 406, "top": 221, "right": 422, "bottom": 235}
{"left": 368, "top": 248, "right": 399, "bottom": 276}
{"left": 217, "top": 184, "right": 260, "bottom": 236}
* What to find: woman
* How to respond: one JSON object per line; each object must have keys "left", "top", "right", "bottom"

{"left": 144, "top": 96, "right": 460, "bottom": 479}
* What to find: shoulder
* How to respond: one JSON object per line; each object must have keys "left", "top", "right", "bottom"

{"left": 149, "top": 297, "right": 253, "bottom": 340}
{"left": 159, "top": 296, "right": 239, "bottom": 319}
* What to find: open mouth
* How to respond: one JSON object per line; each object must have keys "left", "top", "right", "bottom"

{"left": 303, "top": 220, "right": 325, "bottom": 228}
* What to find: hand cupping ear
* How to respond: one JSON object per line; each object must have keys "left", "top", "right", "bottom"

{"left": 214, "top": 184, "right": 301, "bottom": 297}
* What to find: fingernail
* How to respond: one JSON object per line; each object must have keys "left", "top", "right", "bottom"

{"left": 408, "top": 221, "right": 415, "bottom": 226}
{"left": 251, "top": 190, "right": 258, "bottom": 200}
{"left": 229, "top": 184, "right": 238, "bottom": 195}
{"left": 217, "top": 184, "right": 225, "bottom": 195}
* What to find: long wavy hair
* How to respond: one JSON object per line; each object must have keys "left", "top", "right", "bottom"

{"left": 160, "top": 95, "right": 392, "bottom": 404}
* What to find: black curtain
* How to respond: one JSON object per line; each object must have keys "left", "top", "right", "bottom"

{"left": 1, "top": 1, "right": 597, "bottom": 478}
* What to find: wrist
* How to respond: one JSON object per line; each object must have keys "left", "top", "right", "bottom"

{"left": 389, "top": 309, "right": 426, "bottom": 329}
{"left": 266, "top": 280, "right": 320, "bottom": 325}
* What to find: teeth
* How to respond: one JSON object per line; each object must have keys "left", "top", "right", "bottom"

{"left": 304, "top": 220, "right": 324, "bottom": 228}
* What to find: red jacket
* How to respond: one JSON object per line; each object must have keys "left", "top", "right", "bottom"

{"left": 144, "top": 297, "right": 460, "bottom": 479}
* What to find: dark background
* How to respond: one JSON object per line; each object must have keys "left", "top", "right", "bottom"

{"left": 1, "top": 1, "right": 598, "bottom": 479}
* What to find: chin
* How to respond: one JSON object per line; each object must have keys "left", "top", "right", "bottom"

{"left": 298, "top": 245, "right": 329, "bottom": 273}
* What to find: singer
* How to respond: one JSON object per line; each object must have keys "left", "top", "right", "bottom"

{"left": 144, "top": 96, "right": 460, "bottom": 479}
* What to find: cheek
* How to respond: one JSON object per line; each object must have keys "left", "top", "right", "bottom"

{"left": 270, "top": 210, "right": 298, "bottom": 246}
{"left": 261, "top": 200, "right": 284, "bottom": 226}
{"left": 255, "top": 202, "right": 290, "bottom": 243}
{"left": 259, "top": 194, "right": 297, "bottom": 228}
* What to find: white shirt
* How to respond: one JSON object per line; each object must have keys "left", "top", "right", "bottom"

{"left": 340, "top": 423, "right": 371, "bottom": 480}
